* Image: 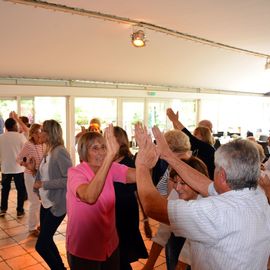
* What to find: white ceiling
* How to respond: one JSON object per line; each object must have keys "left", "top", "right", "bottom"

{"left": 0, "top": 0, "right": 270, "bottom": 93}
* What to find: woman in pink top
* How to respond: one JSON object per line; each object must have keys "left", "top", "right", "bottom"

{"left": 17, "top": 123, "right": 44, "bottom": 235}
{"left": 66, "top": 125, "right": 140, "bottom": 270}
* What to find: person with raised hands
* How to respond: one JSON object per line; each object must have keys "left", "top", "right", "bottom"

{"left": 66, "top": 124, "right": 139, "bottom": 270}
{"left": 166, "top": 108, "right": 215, "bottom": 180}
{"left": 135, "top": 123, "right": 270, "bottom": 270}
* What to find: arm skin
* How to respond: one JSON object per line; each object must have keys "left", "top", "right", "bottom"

{"left": 175, "top": 261, "right": 189, "bottom": 270}
{"left": 10, "top": 111, "right": 29, "bottom": 133}
{"left": 141, "top": 242, "right": 163, "bottom": 270}
{"left": 259, "top": 174, "right": 270, "bottom": 202}
{"left": 166, "top": 108, "right": 184, "bottom": 130}
{"left": 126, "top": 167, "right": 136, "bottom": 183}
{"left": 152, "top": 126, "right": 212, "bottom": 197}
{"left": 76, "top": 124, "right": 120, "bottom": 204}
{"left": 135, "top": 123, "right": 169, "bottom": 225}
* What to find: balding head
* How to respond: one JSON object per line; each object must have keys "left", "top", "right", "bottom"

{"left": 198, "top": 120, "right": 213, "bottom": 132}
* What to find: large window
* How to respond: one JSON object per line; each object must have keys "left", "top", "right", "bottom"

{"left": 171, "top": 99, "right": 197, "bottom": 131}
{"left": 20, "top": 97, "right": 34, "bottom": 124}
{"left": 147, "top": 99, "right": 197, "bottom": 132}
{"left": 0, "top": 98, "right": 17, "bottom": 120}
{"left": 147, "top": 101, "right": 169, "bottom": 132}
{"left": 74, "top": 97, "right": 117, "bottom": 134}
{"left": 34, "top": 97, "right": 67, "bottom": 142}
{"left": 122, "top": 99, "right": 144, "bottom": 140}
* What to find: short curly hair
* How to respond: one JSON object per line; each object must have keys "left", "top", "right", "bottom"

{"left": 164, "top": 130, "right": 191, "bottom": 153}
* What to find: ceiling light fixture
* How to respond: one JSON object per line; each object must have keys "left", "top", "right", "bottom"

{"left": 7, "top": 0, "right": 270, "bottom": 66}
{"left": 131, "top": 30, "right": 146, "bottom": 47}
{"left": 265, "top": 57, "right": 270, "bottom": 70}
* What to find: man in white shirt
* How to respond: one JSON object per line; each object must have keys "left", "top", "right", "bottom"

{"left": 134, "top": 124, "right": 270, "bottom": 270}
{"left": 0, "top": 118, "right": 27, "bottom": 217}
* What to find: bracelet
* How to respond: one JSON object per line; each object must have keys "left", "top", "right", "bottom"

{"left": 142, "top": 218, "right": 149, "bottom": 222}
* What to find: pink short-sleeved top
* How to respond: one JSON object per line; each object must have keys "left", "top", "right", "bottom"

{"left": 66, "top": 161, "right": 128, "bottom": 261}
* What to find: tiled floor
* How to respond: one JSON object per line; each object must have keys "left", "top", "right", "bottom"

{"left": 0, "top": 186, "right": 166, "bottom": 270}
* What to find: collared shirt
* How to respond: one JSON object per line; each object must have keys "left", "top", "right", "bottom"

{"left": 66, "top": 161, "right": 128, "bottom": 261}
{"left": 168, "top": 183, "right": 270, "bottom": 270}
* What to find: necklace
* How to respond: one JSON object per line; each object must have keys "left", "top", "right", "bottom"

{"left": 43, "top": 145, "right": 52, "bottom": 164}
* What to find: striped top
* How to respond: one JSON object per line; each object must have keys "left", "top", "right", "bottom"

{"left": 168, "top": 183, "right": 270, "bottom": 270}
{"left": 17, "top": 141, "right": 44, "bottom": 175}
{"left": 156, "top": 168, "right": 170, "bottom": 196}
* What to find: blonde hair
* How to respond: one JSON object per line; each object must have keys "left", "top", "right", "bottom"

{"left": 247, "top": 140, "right": 265, "bottom": 163}
{"left": 28, "top": 123, "right": 41, "bottom": 143}
{"left": 194, "top": 126, "right": 214, "bottom": 145}
{"left": 198, "top": 120, "right": 213, "bottom": 132}
{"left": 42, "top": 120, "right": 64, "bottom": 150}
{"left": 164, "top": 130, "right": 191, "bottom": 153}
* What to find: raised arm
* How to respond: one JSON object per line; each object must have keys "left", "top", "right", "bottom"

{"left": 135, "top": 123, "right": 169, "bottom": 224}
{"left": 10, "top": 111, "right": 29, "bottom": 133}
{"left": 76, "top": 124, "right": 119, "bottom": 204}
{"left": 166, "top": 108, "right": 184, "bottom": 130}
{"left": 152, "top": 126, "right": 211, "bottom": 196}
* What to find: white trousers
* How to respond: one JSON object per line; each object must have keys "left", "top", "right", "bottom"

{"left": 24, "top": 172, "right": 40, "bottom": 231}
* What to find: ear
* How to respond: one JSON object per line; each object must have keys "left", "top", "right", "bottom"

{"left": 219, "top": 168, "right": 231, "bottom": 192}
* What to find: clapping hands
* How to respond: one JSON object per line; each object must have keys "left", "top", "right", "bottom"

{"left": 104, "top": 124, "right": 119, "bottom": 159}
{"left": 135, "top": 123, "right": 158, "bottom": 169}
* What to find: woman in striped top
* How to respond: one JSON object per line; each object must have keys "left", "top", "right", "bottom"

{"left": 17, "top": 123, "right": 44, "bottom": 236}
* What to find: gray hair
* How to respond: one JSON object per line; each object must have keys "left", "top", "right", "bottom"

{"left": 77, "top": 132, "right": 104, "bottom": 162}
{"left": 215, "top": 139, "right": 260, "bottom": 190}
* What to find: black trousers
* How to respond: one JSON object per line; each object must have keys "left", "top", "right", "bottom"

{"left": 165, "top": 233, "right": 186, "bottom": 270}
{"left": 1, "top": 173, "right": 26, "bottom": 212}
{"left": 36, "top": 205, "right": 66, "bottom": 270}
{"left": 67, "top": 247, "right": 120, "bottom": 270}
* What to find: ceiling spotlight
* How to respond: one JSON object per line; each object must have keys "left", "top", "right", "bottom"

{"left": 265, "top": 57, "right": 270, "bottom": 70}
{"left": 131, "top": 30, "right": 146, "bottom": 47}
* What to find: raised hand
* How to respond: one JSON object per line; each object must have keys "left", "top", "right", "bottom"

{"left": 135, "top": 124, "right": 158, "bottom": 169}
{"left": 166, "top": 108, "right": 184, "bottom": 130}
{"left": 104, "top": 124, "right": 119, "bottom": 159}
{"left": 135, "top": 122, "right": 148, "bottom": 149}
{"left": 152, "top": 125, "right": 173, "bottom": 160}
{"left": 166, "top": 108, "right": 179, "bottom": 123}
